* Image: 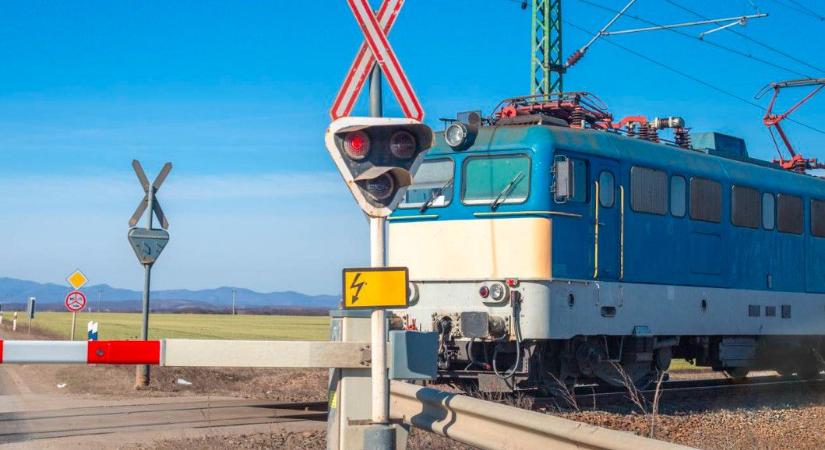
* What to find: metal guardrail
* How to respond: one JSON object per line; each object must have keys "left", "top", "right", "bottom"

{"left": 389, "top": 381, "right": 696, "bottom": 450}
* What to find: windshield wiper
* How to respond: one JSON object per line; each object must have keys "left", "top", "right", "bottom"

{"left": 490, "top": 172, "right": 525, "bottom": 211}
{"left": 420, "top": 179, "right": 454, "bottom": 213}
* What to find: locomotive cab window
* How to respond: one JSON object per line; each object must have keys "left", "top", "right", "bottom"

{"left": 399, "top": 158, "right": 455, "bottom": 209}
{"left": 463, "top": 154, "right": 530, "bottom": 206}
{"left": 762, "top": 193, "right": 775, "bottom": 230}
{"left": 777, "top": 193, "right": 803, "bottom": 234}
{"left": 630, "top": 166, "right": 667, "bottom": 215}
{"left": 598, "top": 171, "right": 615, "bottom": 208}
{"left": 731, "top": 185, "right": 761, "bottom": 229}
{"left": 670, "top": 175, "right": 686, "bottom": 217}
{"left": 690, "top": 177, "right": 721, "bottom": 223}
{"left": 811, "top": 199, "right": 825, "bottom": 237}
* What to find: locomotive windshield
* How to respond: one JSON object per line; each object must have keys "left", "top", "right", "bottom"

{"left": 399, "top": 158, "right": 455, "bottom": 209}
{"left": 462, "top": 154, "right": 530, "bottom": 205}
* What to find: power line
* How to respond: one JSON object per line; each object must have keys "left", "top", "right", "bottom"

{"left": 577, "top": 0, "right": 811, "bottom": 78}
{"left": 774, "top": 0, "right": 825, "bottom": 21}
{"left": 563, "top": 19, "right": 825, "bottom": 136}
{"left": 667, "top": 0, "right": 825, "bottom": 74}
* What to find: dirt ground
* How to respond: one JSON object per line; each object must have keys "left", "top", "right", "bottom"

{"left": 8, "top": 325, "right": 825, "bottom": 449}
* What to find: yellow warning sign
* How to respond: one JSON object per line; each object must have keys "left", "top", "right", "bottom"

{"left": 342, "top": 267, "right": 409, "bottom": 309}
{"left": 66, "top": 270, "right": 88, "bottom": 290}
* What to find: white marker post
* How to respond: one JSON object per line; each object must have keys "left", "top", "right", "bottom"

{"left": 12, "top": 312, "right": 17, "bottom": 332}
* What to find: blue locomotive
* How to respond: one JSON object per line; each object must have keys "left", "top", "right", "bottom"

{"left": 387, "top": 94, "right": 825, "bottom": 390}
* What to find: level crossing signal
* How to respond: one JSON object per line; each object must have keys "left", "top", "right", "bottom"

{"left": 325, "top": 117, "right": 433, "bottom": 217}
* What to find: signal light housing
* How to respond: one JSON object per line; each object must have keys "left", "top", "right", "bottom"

{"left": 326, "top": 117, "right": 434, "bottom": 217}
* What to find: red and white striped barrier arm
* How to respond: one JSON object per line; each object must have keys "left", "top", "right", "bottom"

{"left": 0, "top": 340, "right": 369, "bottom": 368}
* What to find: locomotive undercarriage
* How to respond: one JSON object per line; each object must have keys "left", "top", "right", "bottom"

{"left": 435, "top": 333, "right": 825, "bottom": 393}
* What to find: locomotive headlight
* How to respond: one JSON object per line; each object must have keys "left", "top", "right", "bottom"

{"left": 489, "top": 282, "right": 507, "bottom": 301}
{"left": 445, "top": 122, "right": 468, "bottom": 148}
{"left": 363, "top": 173, "right": 395, "bottom": 201}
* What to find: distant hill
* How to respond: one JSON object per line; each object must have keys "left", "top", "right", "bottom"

{"left": 0, "top": 277, "right": 340, "bottom": 312}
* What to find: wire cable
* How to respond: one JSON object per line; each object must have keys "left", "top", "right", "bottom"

{"left": 774, "top": 0, "right": 825, "bottom": 21}
{"left": 666, "top": 0, "right": 825, "bottom": 74}
{"left": 577, "top": 0, "right": 811, "bottom": 78}
{"left": 563, "top": 19, "right": 825, "bottom": 136}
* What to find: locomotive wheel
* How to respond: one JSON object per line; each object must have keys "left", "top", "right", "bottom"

{"left": 592, "top": 361, "right": 654, "bottom": 389}
{"left": 723, "top": 367, "right": 749, "bottom": 380}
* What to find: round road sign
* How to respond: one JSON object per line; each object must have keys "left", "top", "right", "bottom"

{"left": 65, "top": 290, "right": 87, "bottom": 313}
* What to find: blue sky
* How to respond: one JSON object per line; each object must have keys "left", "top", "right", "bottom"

{"left": 0, "top": 0, "right": 823, "bottom": 295}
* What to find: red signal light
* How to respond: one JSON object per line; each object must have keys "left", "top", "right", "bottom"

{"left": 506, "top": 278, "right": 519, "bottom": 288}
{"left": 390, "top": 130, "right": 416, "bottom": 159}
{"left": 344, "top": 131, "right": 370, "bottom": 160}
{"left": 479, "top": 286, "right": 490, "bottom": 298}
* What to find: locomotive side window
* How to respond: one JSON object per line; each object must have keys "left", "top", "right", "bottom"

{"left": 777, "top": 194, "right": 803, "bottom": 234}
{"left": 762, "top": 193, "right": 775, "bottom": 230}
{"left": 630, "top": 166, "right": 667, "bottom": 215}
{"left": 462, "top": 155, "right": 530, "bottom": 205}
{"left": 689, "top": 177, "right": 721, "bottom": 223}
{"left": 811, "top": 199, "right": 825, "bottom": 237}
{"left": 598, "top": 171, "right": 614, "bottom": 208}
{"left": 670, "top": 176, "right": 686, "bottom": 217}
{"left": 399, "top": 159, "right": 455, "bottom": 209}
{"left": 731, "top": 185, "right": 760, "bottom": 229}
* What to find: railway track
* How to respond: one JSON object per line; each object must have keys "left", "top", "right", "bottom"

{"left": 0, "top": 398, "right": 328, "bottom": 444}
{"left": 533, "top": 374, "right": 825, "bottom": 410}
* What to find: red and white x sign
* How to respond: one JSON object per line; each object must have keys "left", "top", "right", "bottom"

{"left": 330, "top": 0, "right": 423, "bottom": 121}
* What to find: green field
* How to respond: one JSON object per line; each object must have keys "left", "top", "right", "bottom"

{"left": 5, "top": 312, "right": 329, "bottom": 341}
{"left": 0, "top": 311, "right": 699, "bottom": 370}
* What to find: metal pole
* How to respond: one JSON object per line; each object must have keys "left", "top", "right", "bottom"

{"left": 97, "top": 288, "right": 102, "bottom": 313}
{"left": 368, "top": 63, "right": 391, "bottom": 434}
{"left": 136, "top": 185, "right": 154, "bottom": 388}
{"left": 70, "top": 312, "right": 76, "bottom": 340}
{"left": 369, "top": 217, "right": 388, "bottom": 427}
{"left": 369, "top": 64, "right": 382, "bottom": 117}
{"left": 136, "top": 263, "right": 151, "bottom": 387}
{"left": 232, "top": 289, "right": 236, "bottom": 315}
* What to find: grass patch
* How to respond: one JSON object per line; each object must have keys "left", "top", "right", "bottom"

{"left": 4, "top": 312, "right": 329, "bottom": 341}
{"left": 670, "top": 358, "right": 697, "bottom": 371}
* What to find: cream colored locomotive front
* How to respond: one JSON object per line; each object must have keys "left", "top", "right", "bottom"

{"left": 388, "top": 216, "right": 554, "bottom": 340}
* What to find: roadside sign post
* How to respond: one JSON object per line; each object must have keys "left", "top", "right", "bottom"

{"left": 26, "top": 297, "right": 35, "bottom": 335}
{"left": 64, "top": 291, "right": 87, "bottom": 340}
{"left": 87, "top": 321, "right": 99, "bottom": 341}
{"left": 128, "top": 160, "right": 172, "bottom": 388}
{"left": 65, "top": 270, "right": 88, "bottom": 340}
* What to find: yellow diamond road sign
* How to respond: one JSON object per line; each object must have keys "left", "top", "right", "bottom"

{"left": 66, "top": 270, "right": 88, "bottom": 290}
{"left": 342, "top": 267, "right": 408, "bottom": 309}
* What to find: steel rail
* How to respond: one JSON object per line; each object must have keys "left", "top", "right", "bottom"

{"left": 555, "top": 375, "right": 825, "bottom": 407}
{"left": 389, "top": 381, "right": 695, "bottom": 450}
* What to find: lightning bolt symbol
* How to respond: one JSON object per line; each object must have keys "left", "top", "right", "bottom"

{"left": 350, "top": 272, "right": 366, "bottom": 304}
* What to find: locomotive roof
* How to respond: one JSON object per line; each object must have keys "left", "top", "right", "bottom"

{"left": 428, "top": 124, "right": 825, "bottom": 198}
